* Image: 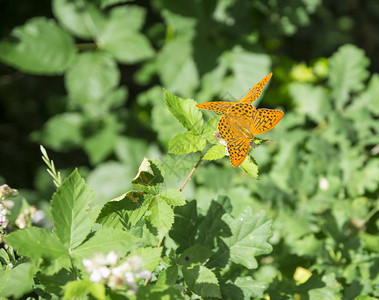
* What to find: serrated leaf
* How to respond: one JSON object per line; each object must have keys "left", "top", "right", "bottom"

{"left": 328, "top": 44, "right": 370, "bottom": 110}
{"left": 65, "top": 52, "right": 119, "bottom": 106}
{"left": 178, "top": 244, "right": 213, "bottom": 266}
{"left": 235, "top": 276, "right": 268, "bottom": 299}
{"left": 63, "top": 279, "right": 105, "bottom": 300}
{"left": 158, "top": 189, "right": 186, "bottom": 206}
{"left": 52, "top": 0, "right": 106, "bottom": 39}
{"left": 183, "top": 265, "right": 221, "bottom": 298}
{"left": 157, "top": 266, "right": 178, "bottom": 286}
{"left": 0, "top": 17, "right": 76, "bottom": 74}
{"left": 71, "top": 227, "right": 139, "bottom": 263}
{"left": 202, "top": 115, "right": 220, "bottom": 144}
{"left": 203, "top": 145, "right": 225, "bottom": 160}
{"left": 51, "top": 169, "right": 99, "bottom": 249}
{"left": 164, "top": 90, "right": 204, "bottom": 134}
{"left": 0, "top": 262, "right": 36, "bottom": 298}
{"left": 5, "top": 227, "right": 71, "bottom": 274}
{"left": 5, "top": 227, "right": 68, "bottom": 260}
{"left": 169, "top": 200, "right": 198, "bottom": 251}
{"left": 221, "top": 208, "right": 272, "bottom": 269}
{"left": 132, "top": 158, "right": 164, "bottom": 186}
{"left": 146, "top": 197, "right": 174, "bottom": 239}
{"left": 96, "top": 191, "right": 147, "bottom": 229}
{"left": 168, "top": 132, "right": 206, "bottom": 155}
{"left": 101, "top": 6, "right": 154, "bottom": 63}
{"left": 129, "top": 247, "right": 162, "bottom": 272}
{"left": 239, "top": 155, "right": 259, "bottom": 179}
{"left": 137, "top": 284, "right": 182, "bottom": 299}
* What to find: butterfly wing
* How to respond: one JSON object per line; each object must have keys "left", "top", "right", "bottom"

{"left": 218, "top": 115, "right": 250, "bottom": 167}
{"left": 250, "top": 108, "right": 284, "bottom": 135}
{"left": 227, "top": 138, "right": 250, "bottom": 167}
{"left": 237, "top": 73, "right": 272, "bottom": 104}
{"left": 196, "top": 101, "right": 234, "bottom": 114}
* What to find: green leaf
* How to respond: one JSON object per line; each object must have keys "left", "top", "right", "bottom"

{"left": 100, "top": 0, "right": 134, "bottom": 9}
{"left": 0, "top": 262, "right": 36, "bottom": 298}
{"left": 169, "top": 200, "right": 198, "bottom": 251}
{"left": 239, "top": 155, "right": 259, "bottom": 179}
{"left": 183, "top": 265, "right": 221, "bottom": 298}
{"left": 5, "top": 227, "right": 67, "bottom": 260}
{"left": 0, "top": 17, "right": 76, "bottom": 74}
{"left": 101, "top": 6, "right": 154, "bottom": 63}
{"left": 157, "top": 266, "right": 178, "bottom": 285}
{"left": 5, "top": 227, "right": 70, "bottom": 273}
{"left": 289, "top": 82, "right": 330, "bottom": 123}
{"left": 235, "top": 276, "right": 268, "bottom": 299}
{"left": 63, "top": 279, "right": 105, "bottom": 300}
{"left": 87, "top": 161, "right": 135, "bottom": 207}
{"left": 157, "top": 39, "right": 199, "bottom": 95}
{"left": 202, "top": 115, "right": 220, "bottom": 144}
{"left": 203, "top": 145, "right": 225, "bottom": 160}
{"left": 164, "top": 90, "right": 204, "bottom": 134}
{"left": 137, "top": 284, "right": 182, "bottom": 299}
{"left": 158, "top": 189, "right": 186, "bottom": 206}
{"left": 65, "top": 52, "right": 120, "bottom": 106}
{"left": 129, "top": 247, "right": 163, "bottom": 272}
{"left": 83, "top": 116, "right": 120, "bottom": 165}
{"left": 168, "top": 132, "right": 206, "bottom": 155}
{"left": 96, "top": 191, "right": 147, "bottom": 229}
{"left": 33, "top": 112, "right": 83, "bottom": 152}
{"left": 132, "top": 158, "right": 165, "bottom": 186}
{"left": 51, "top": 169, "right": 99, "bottom": 249}
{"left": 226, "top": 46, "right": 271, "bottom": 99}
{"left": 328, "top": 44, "right": 370, "bottom": 110}
{"left": 221, "top": 208, "right": 272, "bottom": 269}
{"left": 52, "top": 0, "right": 106, "bottom": 39}
{"left": 146, "top": 196, "right": 174, "bottom": 239}
{"left": 178, "top": 244, "right": 213, "bottom": 267}
{"left": 71, "top": 227, "right": 139, "bottom": 263}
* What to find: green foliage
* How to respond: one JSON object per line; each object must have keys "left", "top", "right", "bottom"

{"left": 1, "top": 1, "right": 379, "bottom": 299}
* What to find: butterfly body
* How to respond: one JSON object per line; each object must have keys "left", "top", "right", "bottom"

{"left": 196, "top": 73, "right": 284, "bottom": 167}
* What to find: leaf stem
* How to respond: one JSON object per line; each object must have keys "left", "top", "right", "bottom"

{"left": 179, "top": 154, "right": 203, "bottom": 192}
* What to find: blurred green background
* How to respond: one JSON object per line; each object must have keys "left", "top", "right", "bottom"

{"left": 1, "top": 0, "right": 379, "bottom": 297}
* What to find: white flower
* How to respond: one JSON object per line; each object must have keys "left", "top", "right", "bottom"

{"left": 106, "top": 251, "right": 119, "bottom": 266}
{"left": 112, "top": 265, "right": 125, "bottom": 277}
{"left": 90, "top": 269, "right": 103, "bottom": 283}
{"left": 124, "top": 271, "right": 135, "bottom": 285}
{"left": 82, "top": 258, "right": 93, "bottom": 269}
{"left": 32, "top": 210, "right": 45, "bottom": 224}
{"left": 135, "top": 270, "right": 151, "bottom": 280}
{"left": 127, "top": 256, "right": 143, "bottom": 270}
{"left": 99, "top": 266, "right": 111, "bottom": 278}
{"left": 319, "top": 177, "right": 329, "bottom": 191}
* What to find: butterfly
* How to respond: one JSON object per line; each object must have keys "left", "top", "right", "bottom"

{"left": 196, "top": 73, "right": 273, "bottom": 113}
{"left": 196, "top": 74, "right": 283, "bottom": 167}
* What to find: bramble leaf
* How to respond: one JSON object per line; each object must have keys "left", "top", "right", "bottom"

{"left": 168, "top": 132, "right": 206, "bottom": 155}
{"left": 328, "top": 44, "right": 370, "bottom": 110}
{"left": 164, "top": 90, "right": 204, "bottom": 134}
{"left": 203, "top": 145, "right": 225, "bottom": 160}
{"left": 0, "top": 17, "right": 76, "bottom": 74}
{"left": 221, "top": 208, "right": 272, "bottom": 269}
{"left": 51, "top": 169, "right": 99, "bottom": 249}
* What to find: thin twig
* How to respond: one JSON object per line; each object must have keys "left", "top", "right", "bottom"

{"left": 179, "top": 154, "right": 203, "bottom": 192}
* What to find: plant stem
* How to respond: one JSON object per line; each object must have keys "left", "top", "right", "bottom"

{"left": 179, "top": 154, "right": 203, "bottom": 192}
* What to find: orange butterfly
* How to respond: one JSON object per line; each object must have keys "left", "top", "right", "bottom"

{"left": 196, "top": 74, "right": 283, "bottom": 167}
{"left": 196, "top": 73, "right": 273, "bottom": 113}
